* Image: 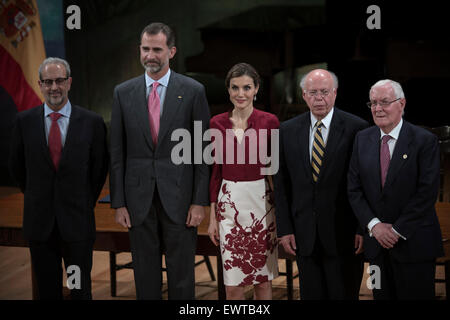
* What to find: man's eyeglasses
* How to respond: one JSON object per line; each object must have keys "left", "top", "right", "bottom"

{"left": 367, "top": 98, "right": 401, "bottom": 109}
{"left": 305, "top": 89, "right": 332, "bottom": 97}
{"left": 40, "top": 78, "right": 68, "bottom": 87}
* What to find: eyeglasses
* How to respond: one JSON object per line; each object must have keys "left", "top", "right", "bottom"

{"left": 40, "top": 78, "right": 68, "bottom": 87}
{"left": 367, "top": 98, "right": 401, "bottom": 109}
{"left": 305, "top": 89, "right": 332, "bottom": 97}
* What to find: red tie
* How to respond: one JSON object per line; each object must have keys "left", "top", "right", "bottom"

{"left": 148, "top": 82, "right": 160, "bottom": 145}
{"left": 380, "top": 135, "right": 392, "bottom": 188}
{"left": 49, "top": 112, "right": 62, "bottom": 170}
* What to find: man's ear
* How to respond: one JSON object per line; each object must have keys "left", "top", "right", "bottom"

{"left": 169, "top": 46, "right": 177, "bottom": 59}
{"left": 67, "top": 77, "right": 73, "bottom": 90}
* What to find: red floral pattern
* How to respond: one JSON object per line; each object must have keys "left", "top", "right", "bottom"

{"left": 217, "top": 182, "right": 277, "bottom": 286}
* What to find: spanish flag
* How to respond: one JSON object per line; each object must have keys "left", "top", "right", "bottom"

{"left": 0, "top": 0, "right": 46, "bottom": 111}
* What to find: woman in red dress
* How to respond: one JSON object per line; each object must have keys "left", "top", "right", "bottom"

{"left": 208, "top": 63, "right": 279, "bottom": 300}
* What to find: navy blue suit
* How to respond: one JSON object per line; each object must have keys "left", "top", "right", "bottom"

{"left": 348, "top": 120, "right": 444, "bottom": 299}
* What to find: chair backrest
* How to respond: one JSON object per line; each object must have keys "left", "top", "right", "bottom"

{"left": 436, "top": 202, "right": 450, "bottom": 241}
{"left": 431, "top": 126, "right": 450, "bottom": 141}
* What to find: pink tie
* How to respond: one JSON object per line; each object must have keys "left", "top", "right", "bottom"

{"left": 380, "top": 135, "right": 392, "bottom": 188}
{"left": 49, "top": 112, "right": 62, "bottom": 170}
{"left": 148, "top": 82, "right": 161, "bottom": 145}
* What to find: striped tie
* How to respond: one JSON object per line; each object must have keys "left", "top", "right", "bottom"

{"left": 312, "top": 120, "right": 325, "bottom": 182}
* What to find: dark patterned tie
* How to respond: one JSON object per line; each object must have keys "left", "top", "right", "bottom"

{"left": 312, "top": 120, "right": 325, "bottom": 183}
{"left": 49, "top": 112, "right": 62, "bottom": 170}
{"left": 380, "top": 135, "right": 392, "bottom": 188}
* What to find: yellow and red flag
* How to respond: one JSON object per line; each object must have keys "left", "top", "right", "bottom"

{"left": 0, "top": 0, "right": 46, "bottom": 111}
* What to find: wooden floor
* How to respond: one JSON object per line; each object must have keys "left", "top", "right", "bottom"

{"left": 0, "top": 246, "right": 446, "bottom": 300}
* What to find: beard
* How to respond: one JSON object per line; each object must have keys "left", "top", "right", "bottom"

{"left": 142, "top": 59, "right": 166, "bottom": 74}
{"left": 46, "top": 91, "right": 66, "bottom": 109}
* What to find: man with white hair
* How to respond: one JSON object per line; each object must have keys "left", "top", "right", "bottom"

{"left": 348, "top": 79, "right": 444, "bottom": 299}
{"left": 275, "top": 69, "right": 369, "bottom": 299}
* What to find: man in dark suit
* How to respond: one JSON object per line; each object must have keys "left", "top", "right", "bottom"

{"left": 274, "top": 69, "right": 369, "bottom": 299}
{"left": 348, "top": 79, "right": 444, "bottom": 299}
{"left": 110, "top": 22, "right": 210, "bottom": 300}
{"left": 9, "top": 57, "right": 109, "bottom": 299}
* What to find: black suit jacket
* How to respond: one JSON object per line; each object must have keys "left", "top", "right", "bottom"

{"left": 9, "top": 104, "right": 109, "bottom": 242}
{"left": 110, "top": 71, "right": 210, "bottom": 226}
{"left": 274, "top": 108, "right": 369, "bottom": 256}
{"left": 348, "top": 121, "right": 444, "bottom": 262}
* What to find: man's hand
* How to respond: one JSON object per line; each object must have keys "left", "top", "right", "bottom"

{"left": 279, "top": 234, "right": 297, "bottom": 256}
{"left": 186, "top": 204, "right": 205, "bottom": 227}
{"left": 354, "top": 234, "right": 364, "bottom": 255}
{"left": 372, "top": 223, "right": 399, "bottom": 249}
{"left": 115, "top": 207, "right": 131, "bottom": 228}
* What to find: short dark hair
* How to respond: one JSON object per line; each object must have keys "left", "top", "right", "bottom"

{"left": 225, "top": 63, "right": 260, "bottom": 88}
{"left": 140, "top": 22, "right": 175, "bottom": 48}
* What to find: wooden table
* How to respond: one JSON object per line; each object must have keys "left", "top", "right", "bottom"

{"left": 0, "top": 187, "right": 297, "bottom": 300}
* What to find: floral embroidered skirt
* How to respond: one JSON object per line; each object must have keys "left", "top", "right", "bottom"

{"left": 216, "top": 178, "right": 279, "bottom": 286}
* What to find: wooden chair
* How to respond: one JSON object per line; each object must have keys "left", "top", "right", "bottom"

{"left": 109, "top": 252, "right": 216, "bottom": 297}
{"left": 429, "top": 126, "right": 450, "bottom": 201}
{"left": 435, "top": 202, "right": 450, "bottom": 300}
{"left": 98, "top": 195, "right": 216, "bottom": 297}
{"left": 279, "top": 259, "right": 299, "bottom": 300}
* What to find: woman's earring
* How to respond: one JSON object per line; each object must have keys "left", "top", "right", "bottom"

{"left": 254, "top": 95, "right": 257, "bottom": 101}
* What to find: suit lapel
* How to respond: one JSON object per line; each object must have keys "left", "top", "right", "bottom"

{"left": 319, "top": 109, "right": 345, "bottom": 182}
{"left": 369, "top": 128, "right": 383, "bottom": 191}
{"left": 158, "top": 72, "right": 185, "bottom": 145}
{"left": 383, "top": 121, "right": 411, "bottom": 189}
{"left": 297, "top": 114, "right": 313, "bottom": 183}
{"left": 37, "top": 105, "right": 54, "bottom": 169}
{"left": 59, "top": 105, "right": 80, "bottom": 169}
{"left": 130, "top": 75, "right": 155, "bottom": 150}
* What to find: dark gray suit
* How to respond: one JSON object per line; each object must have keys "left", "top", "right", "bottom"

{"left": 110, "top": 71, "right": 210, "bottom": 299}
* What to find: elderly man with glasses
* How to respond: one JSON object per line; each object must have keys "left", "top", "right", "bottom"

{"left": 275, "top": 69, "right": 369, "bottom": 299}
{"left": 348, "top": 79, "right": 444, "bottom": 299}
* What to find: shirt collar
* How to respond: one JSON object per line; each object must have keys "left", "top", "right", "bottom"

{"left": 380, "top": 118, "right": 403, "bottom": 140}
{"left": 145, "top": 69, "right": 171, "bottom": 88}
{"left": 310, "top": 107, "right": 334, "bottom": 129}
{"left": 44, "top": 100, "right": 72, "bottom": 118}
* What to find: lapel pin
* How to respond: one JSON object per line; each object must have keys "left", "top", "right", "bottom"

{"left": 403, "top": 154, "right": 408, "bottom": 159}
{"left": 178, "top": 96, "right": 182, "bottom": 99}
